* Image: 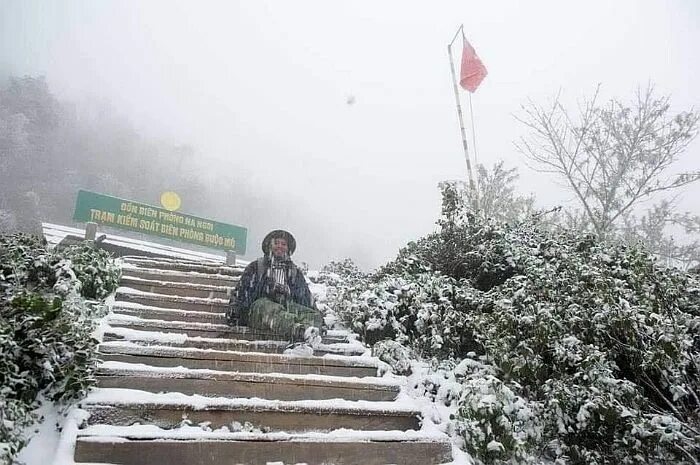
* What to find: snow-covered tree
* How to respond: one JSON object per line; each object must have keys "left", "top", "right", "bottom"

{"left": 441, "top": 162, "right": 536, "bottom": 225}
{"left": 515, "top": 84, "right": 700, "bottom": 267}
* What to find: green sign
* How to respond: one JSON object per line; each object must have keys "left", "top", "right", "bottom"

{"left": 73, "top": 190, "right": 247, "bottom": 254}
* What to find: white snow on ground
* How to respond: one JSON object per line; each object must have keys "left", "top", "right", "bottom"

{"left": 15, "top": 397, "right": 61, "bottom": 465}
{"left": 17, "top": 404, "right": 92, "bottom": 465}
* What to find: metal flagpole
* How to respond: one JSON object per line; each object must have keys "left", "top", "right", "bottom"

{"left": 468, "top": 94, "right": 480, "bottom": 180}
{"left": 447, "top": 24, "right": 479, "bottom": 210}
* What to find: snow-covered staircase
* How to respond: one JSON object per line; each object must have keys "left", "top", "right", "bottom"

{"left": 73, "top": 256, "right": 453, "bottom": 465}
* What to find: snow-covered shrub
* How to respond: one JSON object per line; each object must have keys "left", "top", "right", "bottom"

{"left": 0, "top": 233, "right": 116, "bottom": 463}
{"left": 453, "top": 225, "right": 700, "bottom": 464}
{"left": 312, "top": 258, "right": 370, "bottom": 330}
{"left": 315, "top": 258, "right": 367, "bottom": 285}
{"left": 334, "top": 271, "right": 481, "bottom": 358}
{"left": 58, "top": 242, "right": 120, "bottom": 299}
{"left": 322, "top": 182, "right": 700, "bottom": 464}
{"left": 0, "top": 234, "right": 120, "bottom": 299}
{"left": 373, "top": 340, "right": 415, "bottom": 375}
{"left": 453, "top": 356, "right": 544, "bottom": 464}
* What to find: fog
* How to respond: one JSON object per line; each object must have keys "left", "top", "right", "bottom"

{"left": 1, "top": 0, "right": 699, "bottom": 269}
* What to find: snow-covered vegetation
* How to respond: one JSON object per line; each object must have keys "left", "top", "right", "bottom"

{"left": 318, "top": 183, "right": 700, "bottom": 464}
{"left": 0, "top": 234, "right": 119, "bottom": 463}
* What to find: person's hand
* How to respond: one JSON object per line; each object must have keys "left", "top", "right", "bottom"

{"left": 273, "top": 283, "right": 290, "bottom": 296}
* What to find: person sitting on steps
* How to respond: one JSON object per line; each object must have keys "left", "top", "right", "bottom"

{"left": 227, "top": 229, "right": 323, "bottom": 344}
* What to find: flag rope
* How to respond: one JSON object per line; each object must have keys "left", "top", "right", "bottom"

{"left": 463, "top": 29, "right": 481, "bottom": 201}
{"left": 447, "top": 24, "right": 479, "bottom": 210}
{"left": 468, "top": 92, "right": 480, "bottom": 192}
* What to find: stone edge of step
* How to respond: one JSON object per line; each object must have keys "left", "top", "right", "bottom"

{"left": 98, "top": 341, "right": 379, "bottom": 368}
{"left": 121, "top": 263, "right": 239, "bottom": 281}
{"left": 96, "top": 362, "right": 401, "bottom": 391}
{"left": 116, "top": 288, "right": 229, "bottom": 305}
{"left": 75, "top": 424, "right": 447, "bottom": 443}
{"left": 104, "top": 315, "right": 367, "bottom": 356}
{"left": 79, "top": 388, "right": 419, "bottom": 417}
{"left": 120, "top": 276, "right": 234, "bottom": 292}
{"left": 111, "top": 305, "right": 226, "bottom": 319}
{"left": 121, "top": 259, "right": 243, "bottom": 276}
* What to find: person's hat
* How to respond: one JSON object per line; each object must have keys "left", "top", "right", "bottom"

{"left": 262, "top": 229, "right": 297, "bottom": 255}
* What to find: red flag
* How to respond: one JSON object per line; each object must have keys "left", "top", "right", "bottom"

{"left": 459, "top": 37, "right": 487, "bottom": 93}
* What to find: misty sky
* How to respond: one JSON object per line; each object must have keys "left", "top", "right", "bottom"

{"left": 1, "top": 0, "right": 699, "bottom": 269}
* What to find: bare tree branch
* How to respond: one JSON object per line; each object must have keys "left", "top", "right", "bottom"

{"left": 516, "top": 85, "right": 700, "bottom": 247}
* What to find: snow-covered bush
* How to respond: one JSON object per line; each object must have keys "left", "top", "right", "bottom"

{"left": 372, "top": 339, "right": 415, "bottom": 376}
{"left": 314, "top": 259, "right": 367, "bottom": 307}
{"left": 451, "top": 355, "right": 544, "bottom": 464}
{"left": 58, "top": 242, "right": 120, "bottom": 299}
{"left": 450, "top": 225, "right": 700, "bottom": 464}
{"left": 333, "top": 271, "right": 481, "bottom": 358}
{"left": 0, "top": 234, "right": 119, "bottom": 299}
{"left": 0, "top": 234, "right": 118, "bottom": 463}
{"left": 323, "top": 183, "right": 700, "bottom": 464}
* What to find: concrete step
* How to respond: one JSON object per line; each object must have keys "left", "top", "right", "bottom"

{"left": 121, "top": 265, "right": 238, "bottom": 287}
{"left": 106, "top": 314, "right": 282, "bottom": 341}
{"left": 97, "top": 363, "right": 400, "bottom": 401}
{"left": 119, "top": 275, "right": 232, "bottom": 299}
{"left": 112, "top": 304, "right": 228, "bottom": 325}
{"left": 102, "top": 327, "right": 362, "bottom": 358}
{"left": 75, "top": 430, "right": 453, "bottom": 465}
{"left": 121, "top": 254, "right": 223, "bottom": 266}
{"left": 109, "top": 308, "right": 350, "bottom": 344}
{"left": 98, "top": 341, "right": 379, "bottom": 377}
{"left": 104, "top": 318, "right": 367, "bottom": 356}
{"left": 103, "top": 326, "right": 289, "bottom": 354}
{"left": 82, "top": 388, "right": 419, "bottom": 432}
{"left": 115, "top": 289, "right": 228, "bottom": 313}
{"left": 122, "top": 256, "right": 243, "bottom": 276}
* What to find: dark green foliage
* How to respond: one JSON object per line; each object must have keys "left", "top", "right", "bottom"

{"left": 59, "top": 242, "right": 121, "bottom": 299}
{"left": 0, "top": 233, "right": 119, "bottom": 463}
{"left": 326, "top": 184, "right": 700, "bottom": 464}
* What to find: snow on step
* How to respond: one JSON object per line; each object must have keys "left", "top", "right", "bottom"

{"left": 105, "top": 313, "right": 285, "bottom": 342}
{"left": 104, "top": 311, "right": 282, "bottom": 340}
{"left": 102, "top": 326, "right": 367, "bottom": 358}
{"left": 112, "top": 302, "right": 227, "bottom": 325}
{"left": 103, "top": 314, "right": 367, "bottom": 356}
{"left": 97, "top": 362, "right": 400, "bottom": 402}
{"left": 115, "top": 287, "right": 228, "bottom": 313}
{"left": 122, "top": 254, "right": 224, "bottom": 266}
{"left": 75, "top": 424, "right": 452, "bottom": 465}
{"left": 103, "top": 326, "right": 290, "bottom": 354}
{"left": 121, "top": 264, "right": 238, "bottom": 286}
{"left": 81, "top": 388, "right": 420, "bottom": 432}
{"left": 119, "top": 275, "right": 232, "bottom": 299}
{"left": 98, "top": 340, "right": 380, "bottom": 377}
{"left": 122, "top": 256, "right": 243, "bottom": 276}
